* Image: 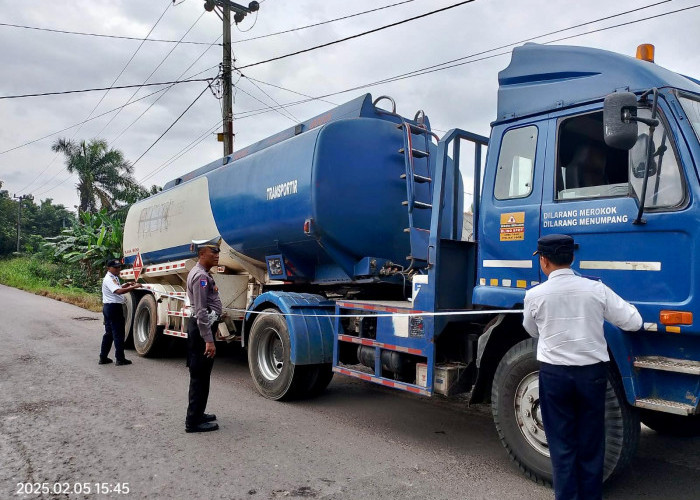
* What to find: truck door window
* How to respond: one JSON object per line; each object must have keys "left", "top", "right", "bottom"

{"left": 556, "top": 112, "right": 629, "bottom": 200}
{"left": 629, "top": 108, "right": 684, "bottom": 209}
{"left": 679, "top": 93, "right": 700, "bottom": 144}
{"left": 494, "top": 126, "right": 537, "bottom": 200}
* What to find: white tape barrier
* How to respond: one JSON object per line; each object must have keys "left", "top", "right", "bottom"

{"left": 146, "top": 289, "right": 523, "bottom": 319}
{"left": 222, "top": 307, "right": 524, "bottom": 319}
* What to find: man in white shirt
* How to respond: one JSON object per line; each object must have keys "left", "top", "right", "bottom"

{"left": 100, "top": 258, "right": 142, "bottom": 366}
{"left": 522, "top": 234, "right": 642, "bottom": 500}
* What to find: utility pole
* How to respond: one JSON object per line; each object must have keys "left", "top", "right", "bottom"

{"left": 13, "top": 194, "right": 30, "bottom": 253}
{"left": 203, "top": 0, "right": 260, "bottom": 157}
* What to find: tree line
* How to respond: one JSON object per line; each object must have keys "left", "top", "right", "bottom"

{"left": 1, "top": 138, "right": 160, "bottom": 288}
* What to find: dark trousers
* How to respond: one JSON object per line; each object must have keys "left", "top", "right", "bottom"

{"left": 539, "top": 362, "right": 607, "bottom": 500}
{"left": 100, "top": 303, "right": 126, "bottom": 361}
{"left": 186, "top": 320, "right": 215, "bottom": 427}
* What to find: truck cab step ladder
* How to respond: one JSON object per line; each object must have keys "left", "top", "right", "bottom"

{"left": 634, "top": 397, "right": 696, "bottom": 415}
{"left": 634, "top": 356, "right": 700, "bottom": 375}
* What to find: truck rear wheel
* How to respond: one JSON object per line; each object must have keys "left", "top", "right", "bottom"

{"left": 133, "top": 294, "right": 163, "bottom": 357}
{"left": 640, "top": 410, "right": 700, "bottom": 436}
{"left": 248, "top": 308, "right": 319, "bottom": 401}
{"left": 491, "top": 338, "right": 640, "bottom": 485}
{"left": 122, "top": 293, "right": 136, "bottom": 349}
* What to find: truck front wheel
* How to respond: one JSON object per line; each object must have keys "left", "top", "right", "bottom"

{"left": 491, "top": 338, "right": 640, "bottom": 485}
{"left": 133, "top": 294, "right": 163, "bottom": 357}
{"left": 248, "top": 308, "right": 319, "bottom": 401}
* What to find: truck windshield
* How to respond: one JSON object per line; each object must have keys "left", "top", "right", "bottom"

{"left": 679, "top": 93, "right": 700, "bottom": 143}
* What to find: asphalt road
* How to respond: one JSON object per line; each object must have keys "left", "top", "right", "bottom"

{"left": 1, "top": 284, "right": 698, "bottom": 500}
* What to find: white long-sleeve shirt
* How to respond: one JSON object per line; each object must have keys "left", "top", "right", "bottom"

{"left": 523, "top": 268, "right": 642, "bottom": 366}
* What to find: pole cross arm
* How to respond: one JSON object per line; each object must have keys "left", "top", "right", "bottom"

{"left": 204, "top": 0, "right": 259, "bottom": 16}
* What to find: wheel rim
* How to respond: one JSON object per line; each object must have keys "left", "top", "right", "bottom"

{"left": 135, "top": 310, "right": 151, "bottom": 345}
{"left": 514, "top": 371, "right": 549, "bottom": 457}
{"left": 256, "top": 327, "right": 284, "bottom": 381}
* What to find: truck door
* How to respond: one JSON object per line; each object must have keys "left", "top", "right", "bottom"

{"left": 541, "top": 100, "right": 692, "bottom": 329}
{"left": 475, "top": 120, "right": 547, "bottom": 307}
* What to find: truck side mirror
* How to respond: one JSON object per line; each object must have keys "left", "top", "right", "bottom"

{"left": 604, "top": 92, "right": 639, "bottom": 150}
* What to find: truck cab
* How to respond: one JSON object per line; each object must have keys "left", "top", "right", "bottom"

{"left": 466, "top": 43, "right": 700, "bottom": 481}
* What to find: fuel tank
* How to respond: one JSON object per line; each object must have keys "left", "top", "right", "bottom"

{"left": 123, "top": 94, "right": 461, "bottom": 284}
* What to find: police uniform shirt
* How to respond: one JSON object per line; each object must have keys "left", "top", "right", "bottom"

{"left": 523, "top": 269, "right": 642, "bottom": 366}
{"left": 186, "top": 262, "right": 223, "bottom": 343}
{"left": 102, "top": 271, "right": 125, "bottom": 304}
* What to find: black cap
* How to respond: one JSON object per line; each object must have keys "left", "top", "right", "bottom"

{"left": 533, "top": 234, "right": 575, "bottom": 256}
{"left": 106, "top": 258, "right": 123, "bottom": 268}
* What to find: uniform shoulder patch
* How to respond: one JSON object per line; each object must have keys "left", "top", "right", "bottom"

{"left": 200, "top": 279, "right": 208, "bottom": 288}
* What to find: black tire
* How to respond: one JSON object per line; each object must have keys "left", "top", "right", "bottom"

{"left": 308, "top": 364, "right": 334, "bottom": 397}
{"left": 132, "top": 294, "right": 163, "bottom": 357}
{"left": 491, "top": 338, "right": 640, "bottom": 485}
{"left": 640, "top": 410, "right": 700, "bottom": 436}
{"left": 122, "top": 293, "right": 137, "bottom": 349}
{"left": 248, "top": 308, "right": 316, "bottom": 401}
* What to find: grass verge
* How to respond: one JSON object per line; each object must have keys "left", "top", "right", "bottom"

{"left": 0, "top": 256, "right": 102, "bottom": 312}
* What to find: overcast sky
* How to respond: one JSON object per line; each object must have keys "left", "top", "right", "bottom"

{"left": 1, "top": 0, "right": 699, "bottom": 210}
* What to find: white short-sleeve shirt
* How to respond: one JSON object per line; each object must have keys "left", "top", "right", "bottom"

{"left": 102, "top": 271, "right": 125, "bottom": 304}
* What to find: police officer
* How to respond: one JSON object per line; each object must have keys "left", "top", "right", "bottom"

{"left": 99, "top": 258, "right": 142, "bottom": 366}
{"left": 522, "top": 234, "right": 642, "bottom": 500}
{"left": 185, "top": 237, "right": 224, "bottom": 433}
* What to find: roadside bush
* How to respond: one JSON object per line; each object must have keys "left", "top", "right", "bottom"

{"left": 44, "top": 209, "right": 123, "bottom": 283}
{"left": 0, "top": 256, "right": 101, "bottom": 311}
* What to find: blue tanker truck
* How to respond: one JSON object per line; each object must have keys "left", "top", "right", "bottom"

{"left": 121, "top": 43, "right": 700, "bottom": 484}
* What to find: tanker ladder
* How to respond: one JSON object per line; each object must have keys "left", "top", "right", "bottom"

{"left": 398, "top": 117, "right": 439, "bottom": 268}
{"left": 332, "top": 300, "right": 435, "bottom": 397}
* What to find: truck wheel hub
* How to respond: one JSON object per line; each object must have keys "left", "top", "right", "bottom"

{"left": 257, "top": 327, "right": 284, "bottom": 381}
{"left": 514, "top": 371, "right": 549, "bottom": 457}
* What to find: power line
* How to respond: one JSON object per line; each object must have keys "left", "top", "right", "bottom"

{"left": 237, "top": 0, "right": 694, "bottom": 116}
{"left": 0, "top": 77, "right": 213, "bottom": 100}
{"left": 139, "top": 119, "right": 223, "bottom": 183}
{"left": 132, "top": 84, "right": 212, "bottom": 169}
{"left": 17, "top": 0, "right": 173, "bottom": 195}
{"left": 235, "top": 0, "right": 476, "bottom": 70}
{"left": 243, "top": 76, "right": 337, "bottom": 106}
{"left": 0, "top": 22, "right": 221, "bottom": 46}
{"left": 130, "top": 2, "right": 697, "bottom": 185}
{"left": 232, "top": 0, "right": 414, "bottom": 44}
{"left": 96, "top": 11, "right": 207, "bottom": 137}
{"left": 31, "top": 1, "right": 695, "bottom": 194}
{"left": 0, "top": 87, "right": 170, "bottom": 156}
{"left": 110, "top": 38, "right": 223, "bottom": 144}
{"left": 0, "top": 66, "right": 218, "bottom": 157}
{"left": 0, "top": 0, "right": 415, "bottom": 48}
{"left": 239, "top": 77, "right": 300, "bottom": 124}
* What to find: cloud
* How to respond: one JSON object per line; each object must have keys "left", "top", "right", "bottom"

{"left": 0, "top": 0, "right": 698, "bottom": 207}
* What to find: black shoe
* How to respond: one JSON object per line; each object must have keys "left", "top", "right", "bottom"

{"left": 98, "top": 357, "right": 113, "bottom": 365}
{"left": 201, "top": 413, "right": 217, "bottom": 423}
{"left": 185, "top": 422, "right": 219, "bottom": 433}
{"left": 115, "top": 359, "right": 132, "bottom": 366}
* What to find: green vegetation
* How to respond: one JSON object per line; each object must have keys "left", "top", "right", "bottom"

{"left": 0, "top": 138, "right": 161, "bottom": 310}
{"left": 0, "top": 256, "right": 102, "bottom": 312}
{"left": 45, "top": 210, "right": 125, "bottom": 283}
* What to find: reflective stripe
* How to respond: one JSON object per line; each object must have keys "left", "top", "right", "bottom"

{"left": 483, "top": 259, "right": 533, "bottom": 268}
{"left": 579, "top": 260, "right": 661, "bottom": 271}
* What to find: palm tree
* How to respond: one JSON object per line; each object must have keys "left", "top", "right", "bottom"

{"left": 52, "top": 138, "right": 139, "bottom": 213}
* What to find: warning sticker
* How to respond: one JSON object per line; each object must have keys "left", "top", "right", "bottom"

{"left": 500, "top": 212, "right": 525, "bottom": 241}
